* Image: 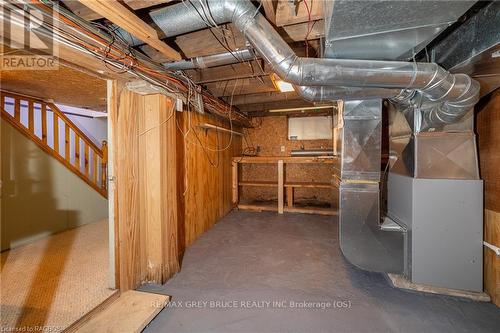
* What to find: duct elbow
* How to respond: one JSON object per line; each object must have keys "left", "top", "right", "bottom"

{"left": 295, "top": 86, "right": 322, "bottom": 102}
{"left": 424, "top": 75, "right": 480, "bottom": 127}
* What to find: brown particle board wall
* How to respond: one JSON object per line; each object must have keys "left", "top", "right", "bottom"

{"left": 176, "top": 111, "right": 242, "bottom": 251}
{"left": 241, "top": 116, "right": 336, "bottom": 206}
{"left": 476, "top": 89, "right": 500, "bottom": 306}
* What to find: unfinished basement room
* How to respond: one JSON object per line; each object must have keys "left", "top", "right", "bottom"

{"left": 0, "top": 0, "right": 499, "bottom": 332}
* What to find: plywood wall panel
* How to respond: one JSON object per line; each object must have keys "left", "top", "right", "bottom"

{"left": 177, "top": 112, "right": 242, "bottom": 249}
{"left": 241, "top": 116, "right": 336, "bottom": 205}
{"left": 476, "top": 90, "right": 500, "bottom": 307}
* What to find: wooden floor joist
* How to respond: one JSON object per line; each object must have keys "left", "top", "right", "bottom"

{"left": 78, "top": 0, "right": 181, "bottom": 60}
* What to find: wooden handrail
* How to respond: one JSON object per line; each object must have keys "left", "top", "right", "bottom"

{"left": 0, "top": 90, "right": 108, "bottom": 198}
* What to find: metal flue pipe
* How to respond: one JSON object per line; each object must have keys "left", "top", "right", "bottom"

{"left": 147, "top": 0, "right": 479, "bottom": 126}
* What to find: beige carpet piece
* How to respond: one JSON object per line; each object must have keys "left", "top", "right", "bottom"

{"left": 1, "top": 220, "right": 115, "bottom": 332}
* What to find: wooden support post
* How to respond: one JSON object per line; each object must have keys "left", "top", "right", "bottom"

{"left": 278, "top": 159, "right": 284, "bottom": 214}
{"left": 287, "top": 186, "right": 294, "bottom": 208}
{"left": 74, "top": 135, "right": 80, "bottom": 169}
{"left": 101, "top": 140, "right": 108, "bottom": 190}
{"left": 65, "top": 125, "right": 70, "bottom": 161}
{"left": 138, "top": 94, "right": 179, "bottom": 284}
{"left": 232, "top": 161, "right": 239, "bottom": 206}
{"left": 28, "top": 101, "right": 34, "bottom": 133}
{"left": 84, "top": 144, "right": 90, "bottom": 177}
{"left": 53, "top": 113, "right": 59, "bottom": 153}
{"left": 41, "top": 104, "right": 47, "bottom": 144}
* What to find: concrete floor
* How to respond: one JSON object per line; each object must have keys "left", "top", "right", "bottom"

{"left": 143, "top": 210, "right": 500, "bottom": 333}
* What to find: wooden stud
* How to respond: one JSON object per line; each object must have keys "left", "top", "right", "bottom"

{"left": 115, "top": 89, "right": 140, "bottom": 291}
{"left": 65, "top": 125, "right": 70, "bottom": 161}
{"left": 28, "top": 101, "right": 34, "bottom": 133}
{"left": 0, "top": 94, "right": 4, "bottom": 113}
{"left": 277, "top": 159, "right": 284, "bottom": 214}
{"left": 41, "top": 104, "right": 47, "bottom": 144}
{"left": 53, "top": 113, "right": 59, "bottom": 153}
{"left": 75, "top": 134, "right": 80, "bottom": 169}
{"left": 84, "top": 144, "right": 90, "bottom": 177}
{"left": 287, "top": 186, "right": 294, "bottom": 208}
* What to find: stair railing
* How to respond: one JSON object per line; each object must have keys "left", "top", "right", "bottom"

{"left": 1, "top": 91, "right": 108, "bottom": 198}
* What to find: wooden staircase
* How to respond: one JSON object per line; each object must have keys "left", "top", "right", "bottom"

{"left": 1, "top": 91, "right": 108, "bottom": 197}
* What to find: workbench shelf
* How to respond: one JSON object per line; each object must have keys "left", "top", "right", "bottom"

{"left": 232, "top": 156, "right": 339, "bottom": 216}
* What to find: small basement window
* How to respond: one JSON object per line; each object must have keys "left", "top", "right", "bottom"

{"left": 288, "top": 116, "right": 333, "bottom": 140}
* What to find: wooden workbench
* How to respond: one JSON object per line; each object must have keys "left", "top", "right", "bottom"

{"left": 231, "top": 156, "right": 339, "bottom": 215}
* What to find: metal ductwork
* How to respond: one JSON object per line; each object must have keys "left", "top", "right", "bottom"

{"left": 163, "top": 48, "right": 256, "bottom": 70}
{"left": 296, "top": 86, "right": 401, "bottom": 102}
{"left": 145, "top": 0, "right": 479, "bottom": 128}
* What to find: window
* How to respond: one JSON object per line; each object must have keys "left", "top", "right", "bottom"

{"left": 288, "top": 116, "right": 333, "bottom": 140}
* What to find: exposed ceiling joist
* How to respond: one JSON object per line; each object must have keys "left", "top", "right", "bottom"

{"left": 187, "top": 61, "right": 271, "bottom": 84}
{"left": 62, "top": 0, "right": 174, "bottom": 21}
{"left": 282, "top": 20, "right": 324, "bottom": 41}
{"left": 260, "top": 0, "right": 277, "bottom": 24}
{"left": 78, "top": 0, "right": 181, "bottom": 60}
{"left": 228, "top": 91, "right": 300, "bottom": 105}
{"left": 206, "top": 77, "right": 277, "bottom": 97}
{"left": 275, "top": 0, "right": 324, "bottom": 27}
{"left": 175, "top": 24, "right": 246, "bottom": 58}
{"left": 237, "top": 99, "right": 315, "bottom": 113}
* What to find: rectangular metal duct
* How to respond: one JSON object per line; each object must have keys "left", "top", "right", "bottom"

{"left": 323, "top": 0, "right": 475, "bottom": 61}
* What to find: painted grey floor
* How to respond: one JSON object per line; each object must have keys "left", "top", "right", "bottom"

{"left": 142, "top": 210, "right": 500, "bottom": 333}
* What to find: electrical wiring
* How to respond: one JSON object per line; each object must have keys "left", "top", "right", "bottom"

{"left": 303, "top": 0, "right": 313, "bottom": 58}
{"left": 17, "top": 0, "right": 250, "bottom": 163}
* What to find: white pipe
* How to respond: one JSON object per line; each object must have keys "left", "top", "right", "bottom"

{"left": 484, "top": 241, "right": 500, "bottom": 256}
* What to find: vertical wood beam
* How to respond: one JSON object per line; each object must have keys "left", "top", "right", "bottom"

{"left": 116, "top": 88, "right": 141, "bottom": 291}
{"left": 138, "top": 94, "right": 179, "bottom": 284}
{"left": 162, "top": 96, "right": 179, "bottom": 281}
{"left": 278, "top": 159, "right": 284, "bottom": 214}
{"left": 108, "top": 80, "right": 121, "bottom": 290}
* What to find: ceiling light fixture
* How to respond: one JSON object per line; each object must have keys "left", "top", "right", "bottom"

{"left": 271, "top": 73, "right": 295, "bottom": 92}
